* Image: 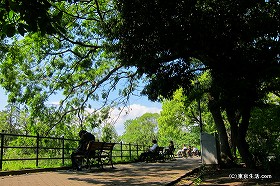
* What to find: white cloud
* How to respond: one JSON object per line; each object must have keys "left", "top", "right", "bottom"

{"left": 45, "top": 101, "right": 161, "bottom": 136}
{"left": 47, "top": 101, "right": 61, "bottom": 106}
{"left": 108, "top": 104, "right": 162, "bottom": 135}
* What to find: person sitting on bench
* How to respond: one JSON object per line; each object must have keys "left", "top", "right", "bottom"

{"left": 165, "top": 140, "right": 175, "bottom": 157}
{"left": 71, "top": 130, "right": 95, "bottom": 170}
{"left": 177, "top": 144, "right": 187, "bottom": 157}
{"left": 137, "top": 139, "right": 158, "bottom": 162}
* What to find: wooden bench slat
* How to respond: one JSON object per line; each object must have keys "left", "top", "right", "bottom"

{"left": 74, "top": 141, "right": 116, "bottom": 170}
{"left": 145, "top": 146, "right": 165, "bottom": 162}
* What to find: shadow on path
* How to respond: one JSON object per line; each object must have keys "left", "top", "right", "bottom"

{"left": 1, "top": 157, "right": 201, "bottom": 186}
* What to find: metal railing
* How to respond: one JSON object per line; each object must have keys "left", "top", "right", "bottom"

{"left": 0, "top": 132, "right": 147, "bottom": 171}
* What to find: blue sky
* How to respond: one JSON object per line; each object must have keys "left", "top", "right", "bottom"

{"left": 0, "top": 87, "right": 162, "bottom": 135}
{"left": 0, "top": 87, "right": 8, "bottom": 110}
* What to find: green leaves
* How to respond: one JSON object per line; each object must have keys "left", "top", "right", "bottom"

{"left": 0, "top": 0, "right": 66, "bottom": 38}
{"left": 247, "top": 103, "right": 280, "bottom": 168}
{"left": 3, "top": 23, "right": 16, "bottom": 37}
{"left": 121, "top": 113, "right": 159, "bottom": 145}
{"left": 158, "top": 88, "right": 197, "bottom": 146}
{"left": 0, "top": 1, "right": 134, "bottom": 137}
{"left": 17, "top": 23, "right": 27, "bottom": 36}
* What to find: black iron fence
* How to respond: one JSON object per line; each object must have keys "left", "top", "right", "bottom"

{"left": 0, "top": 132, "right": 147, "bottom": 171}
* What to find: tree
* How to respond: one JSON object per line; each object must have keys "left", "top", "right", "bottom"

{"left": 110, "top": 0, "right": 280, "bottom": 168}
{"left": 100, "top": 123, "right": 118, "bottom": 142}
{"left": 121, "top": 113, "right": 158, "bottom": 145}
{"left": 247, "top": 94, "right": 280, "bottom": 171}
{"left": 0, "top": 0, "right": 279, "bottom": 169}
{"left": 158, "top": 86, "right": 216, "bottom": 148}
{"left": 0, "top": 0, "right": 66, "bottom": 37}
{"left": 0, "top": 1, "right": 139, "bottom": 134}
{"left": 158, "top": 88, "right": 198, "bottom": 147}
{"left": 0, "top": 110, "right": 10, "bottom": 132}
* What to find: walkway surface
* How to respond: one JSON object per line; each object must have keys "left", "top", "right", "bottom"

{"left": 0, "top": 157, "right": 201, "bottom": 186}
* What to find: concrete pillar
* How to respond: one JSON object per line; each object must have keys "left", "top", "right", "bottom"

{"left": 201, "top": 132, "right": 218, "bottom": 165}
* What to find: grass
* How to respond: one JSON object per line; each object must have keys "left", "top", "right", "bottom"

{"left": 2, "top": 159, "right": 72, "bottom": 171}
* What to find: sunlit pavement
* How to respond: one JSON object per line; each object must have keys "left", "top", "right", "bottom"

{"left": 0, "top": 157, "right": 201, "bottom": 186}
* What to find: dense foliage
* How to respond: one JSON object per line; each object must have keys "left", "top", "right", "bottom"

{"left": 111, "top": 0, "right": 280, "bottom": 168}
{"left": 120, "top": 113, "right": 159, "bottom": 145}
{"left": 158, "top": 89, "right": 200, "bottom": 147}
{"left": 0, "top": 1, "right": 139, "bottom": 135}
{"left": 247, "top": 97, "right": 280, "bottom": 172}
{"left": 0, "top": 0, "right": 279, "bottom": 170}
{"left": 0, "top": 0, "right": 66, "bottom": 37}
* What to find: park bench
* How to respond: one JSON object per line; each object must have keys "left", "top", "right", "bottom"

{"left": 75, "top": 141, "right": 116, "bottom": 169}
{"left": 146, "top": 146, "right": 165, "bottom": 162}
{"left": 182, "top": 148, "right": 196, "bottom": 158}
{"left": 164, "top": 147, "right": 176, "bottom": 160}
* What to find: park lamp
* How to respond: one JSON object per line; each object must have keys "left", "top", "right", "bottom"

{"left": 195, "top": 81, "right": 203, "bottom": 133}
{"left": 195, "top": 81, "right": 204, "bottom": 164}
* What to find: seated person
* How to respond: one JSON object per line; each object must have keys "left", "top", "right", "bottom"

{"left": 177, "top": 144, "right": 187, "bottom": 157}
{"left": 192, "top": 146, "right": 199, "bottom": 156}
{"left": 165, "top": 140, "right": 175, "bottom": 155}
{"left": 71, "top": 130, "right": 95, "bottom": 170}
{"left": 186, "top": 145, "right": 192, "bottom": 157}
{"left": 137, "top": 139, "right": 158, "bottom": 162}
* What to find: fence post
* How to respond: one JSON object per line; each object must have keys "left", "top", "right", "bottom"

{"left": 120, "top": 142, "right": 123, "bottom": 160}
{"left": 136, "top": 143, "right": 139, "bottom": 157}
{"left": 0, "top": 132, "right": 4, "bottom": 170}
{"left": 36, "top": 133, "right": 39, "bottom": 167}
{"left": 62, "top": 136, "right": 65, "bottom": 166}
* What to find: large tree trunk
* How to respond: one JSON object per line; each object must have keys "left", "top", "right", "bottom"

{"left": 226, "top": 107, "right": 240, "bottom": 159}
{"left": 237, "top": 106, "right": 255, "bottom": 168}
{"left": 208, "top": 95, "right": 233, "bottom": 166}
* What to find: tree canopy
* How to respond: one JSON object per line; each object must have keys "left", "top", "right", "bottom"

{"left": 0, "top": 0, "right": 279, "bottom": 169}
{"left": 158, "top": 88, "right": 200, "bottom": 147}
{"left": 110, "top": 0, "right": 280, "bottom": 167}
{"left": 0, "top": 1, "right": 141, "bottom": 134}
{"left": 0, "top": 0, "right": 67, "bottom": 37}
{"left": 120, "top": 113, "right": 159, "bottom": 145}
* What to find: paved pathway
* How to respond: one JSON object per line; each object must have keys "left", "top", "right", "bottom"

{"left": 0, "top": 157, "right": 201, "bottom": 186}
